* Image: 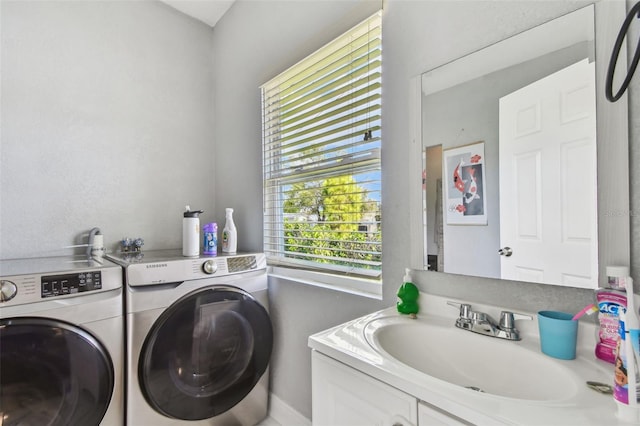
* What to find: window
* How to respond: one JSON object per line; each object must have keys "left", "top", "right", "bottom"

{"left": 261, "top": 13, "right": 382, "bottom": 281}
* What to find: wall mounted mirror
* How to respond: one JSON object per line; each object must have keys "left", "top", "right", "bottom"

{"left": 413, "top": 2, "right": 630, "bottom": 289}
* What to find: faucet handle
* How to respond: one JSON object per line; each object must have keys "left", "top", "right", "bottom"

{"left": 447, "top": 301, "right": 471, "bottom": 319}
{"left": 499, "top": 311, "right": 532, "bottom": 330}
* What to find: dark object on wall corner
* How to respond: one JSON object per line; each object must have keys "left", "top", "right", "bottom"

{"left": 427, "top": 255, "right": 438, "bottom": 272}
{"left": 606, "top": 1, "right": 640, "bottom": 102}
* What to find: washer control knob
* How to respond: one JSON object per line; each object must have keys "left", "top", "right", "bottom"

{"left": 202, "top": 260, "right": 218, "bottom": 275}
{"left": 0, "top": 280, "right": 18, "bottom": 302}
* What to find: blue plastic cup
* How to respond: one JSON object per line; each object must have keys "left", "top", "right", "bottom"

{"left": 537, "top": 311, "right": 578, "bottom": 360}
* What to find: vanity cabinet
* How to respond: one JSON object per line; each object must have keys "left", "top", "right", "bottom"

{"left": 312, "top": 351, "right": 417, "bottom": 426}
{"left": 312, "top": 351, "right": 466, "bottom": 426}
{"left": 418, "top": 402, "right": 470, "bottom": 426}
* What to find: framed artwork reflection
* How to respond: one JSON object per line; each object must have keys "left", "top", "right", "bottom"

{"left": 443, "top": 141, "right": 487, "bottom": 225}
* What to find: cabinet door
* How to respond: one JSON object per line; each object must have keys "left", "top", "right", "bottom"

{"left": 418, "top": 401, "right": 470, "bottom": 426}
{"left": 312, "top": 351, "right": 417, "bottom": 426}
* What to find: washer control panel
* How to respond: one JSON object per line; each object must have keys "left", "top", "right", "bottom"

{"left": 41, "top": 271, "right": 102, "bottom": 298}
{"left": 202, "top": 255, "right": 258, "bottom": 275}
{"left": 115, "top": 251, "right": 267, "bottom": 286}
{"left": 227, "top": 255, "right": 258, "bottom": 273}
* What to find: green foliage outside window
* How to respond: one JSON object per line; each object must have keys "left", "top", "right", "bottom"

{"left": 282, "top": 175, "right": 381, "bottom": 270}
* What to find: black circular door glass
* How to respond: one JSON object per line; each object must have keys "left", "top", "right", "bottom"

{"left": 0, "top": 317, "right": 114, "bottom": 426}
{"left": 139, "top": 286, "right": 273, "bottom": 420}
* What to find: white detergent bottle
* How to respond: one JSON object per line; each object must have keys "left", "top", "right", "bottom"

{"left": 222, "top": 208, "right": 237, "bottom": 254}
{"left": 615, "top": 277, "right": 640, "bottom": 423}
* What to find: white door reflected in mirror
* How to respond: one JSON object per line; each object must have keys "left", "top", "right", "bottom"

{"left": 498, "top": 59, "right": 597, "bottom": 288}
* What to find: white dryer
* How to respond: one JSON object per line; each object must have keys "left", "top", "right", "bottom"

{"left": 106, "top": 250, "right": 272, "bottom": 426}
{"left": 0, "top": 256, "right": 124, "bottom": 426}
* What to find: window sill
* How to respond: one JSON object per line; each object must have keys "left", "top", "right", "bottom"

{"left": 268, "top": 266, "right": 383, "bottom": 300}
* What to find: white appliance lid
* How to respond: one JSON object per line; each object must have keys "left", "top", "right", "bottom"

{"left": 0, "top": 256, "right": 120, "bottom": 277}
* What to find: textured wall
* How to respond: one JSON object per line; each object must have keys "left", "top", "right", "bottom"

{"left": 210, "top": 1, "right": 385, "bottom": 417}
{"left": 213, "top": 0, "right": 634, "bottom": 420}
{"left": 1, "top": 0, "right": 637, "bottom": 421}
{"left": 1, "top": 1, "right": 216, "bottom": 258}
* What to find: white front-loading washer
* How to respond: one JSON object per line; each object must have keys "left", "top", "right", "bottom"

{"left": 106, "top": 250, "right": 272, "bottom": 426}
{"left": 0, "top": 255, "right": 124, "bottom": 426}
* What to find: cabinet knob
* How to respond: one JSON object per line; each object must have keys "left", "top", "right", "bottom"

{"left": 388, "top": 414, "right": 415, "bottom": 426}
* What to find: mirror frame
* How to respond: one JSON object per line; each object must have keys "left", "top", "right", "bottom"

{"left": 409, "top": 0, "right": 630, "bottom": 288}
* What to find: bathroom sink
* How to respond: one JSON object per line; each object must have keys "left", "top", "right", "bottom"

{"left": 364, "top": 316, "right": 579, "bottom": 401}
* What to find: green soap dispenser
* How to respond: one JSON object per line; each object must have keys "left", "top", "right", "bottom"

{"left": 397, "top": 268, "right": 419, "bottom": 318}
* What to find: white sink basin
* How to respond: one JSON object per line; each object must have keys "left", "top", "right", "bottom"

{"left": 364, "top": 315, "right": 579, "bottom": 401}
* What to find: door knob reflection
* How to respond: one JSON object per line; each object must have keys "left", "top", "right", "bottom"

{"left": 498, "top": 247, "right": 513, "bottom": 257}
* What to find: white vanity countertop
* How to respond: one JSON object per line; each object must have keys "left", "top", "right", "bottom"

{"left": 308, "top": 293, "right": 634, "bottom": 425}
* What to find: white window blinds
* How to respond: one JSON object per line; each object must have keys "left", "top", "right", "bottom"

{"left": 261, "top": 12, "right": 382, "bottom": 279}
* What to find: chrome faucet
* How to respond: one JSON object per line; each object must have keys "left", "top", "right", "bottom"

{"left": 447, "top": 301, "right": 532, "bottom": 341}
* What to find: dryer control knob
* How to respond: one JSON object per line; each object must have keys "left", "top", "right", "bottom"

{"left": 202, "top": 260, "right": 218, "bottom": 275}
{"left": 0, "top": 280, "right": 18, "bottom": 302}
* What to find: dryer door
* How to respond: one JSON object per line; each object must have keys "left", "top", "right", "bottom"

{"left": 0, "top": 317, "right": 114, "bottom": 426}
{"left": 139, "top": 285, "right": 273, "bottom": 420}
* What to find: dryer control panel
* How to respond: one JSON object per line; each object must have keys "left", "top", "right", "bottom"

{"left": 0, "top": 256, "right": 122, "bottom": 308}
{"left": 41, "top": 271, "right": 102, "bottom": 298}
{"left": 110, "top": 250, "right": 267, "bottom": 287}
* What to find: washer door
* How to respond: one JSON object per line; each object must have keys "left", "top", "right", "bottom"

{"left": 139, "top": 286, "right": 273, "bottom": 420}
{"left": 0, "top": 317, "right": 114, "bottom": 426}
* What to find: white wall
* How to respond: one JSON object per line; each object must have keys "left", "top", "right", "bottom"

{"left": 1, "top": 0, "right": 216, "bottom": 257}
{"left": 213, "top": 0, "right": 638, "bottom": 419}
{"left": 2, "top": 0, "right": 638, "bottom": 421}
{"left": 210, "top": 0, "right": 384, "bottom": 253}
{"left": 210, "top": 1, "right": 386, "bottom": 417}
